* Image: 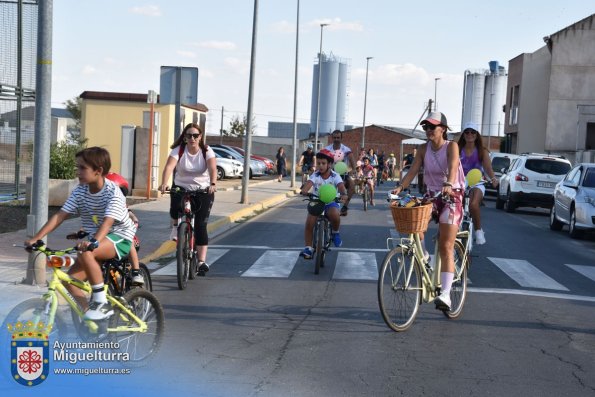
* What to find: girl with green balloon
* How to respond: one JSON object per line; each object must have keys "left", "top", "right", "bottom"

{"left": 299, "top": 149, "right": 348, "bottom": 260}
{"left": 457, "top": 122, "right": 499, "bottom": 245}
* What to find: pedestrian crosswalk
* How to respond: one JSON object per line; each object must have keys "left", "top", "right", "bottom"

{"left": 149, "top": 247, "right": 595, "bottom": 296}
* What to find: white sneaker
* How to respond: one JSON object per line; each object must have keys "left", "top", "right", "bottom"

{"left": 131, "top": 273, "right": 145, "bottom": 285}
{"left": 434, "top": 292, "right": 451, "bottom": 311}
{"left": 170, "top": 226, "right": 178, "bottom": 241}
{"left": 84, "top": 301, "right": 114, "bottom": 320}
{"left": 475, "top": 229, "right": 486, "bottom": 245}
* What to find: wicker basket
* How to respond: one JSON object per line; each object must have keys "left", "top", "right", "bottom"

{"left": 390, "top": 203, "right": 433, "bottom": 234}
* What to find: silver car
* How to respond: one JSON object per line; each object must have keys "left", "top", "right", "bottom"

{"left": 550, "top": 162, "right": 595, "bottom": 238}
{"left": 215, "top": 154, "right": 243, "bottom": 180}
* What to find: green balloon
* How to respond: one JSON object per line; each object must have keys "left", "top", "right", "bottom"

{"left": 334, "top": 161, "right": 348, "bottom": 175}
{"left": 318, "top": 184, "right": 337, "bottom": 204}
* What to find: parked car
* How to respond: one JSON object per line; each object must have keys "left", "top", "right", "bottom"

{"left": 215, "top": 154, "right": 243, "bottom": 180}
{"left": 485, "top": 152, "right": 519, "bottom": 196}
{"left": 211, "top": 145, "right": 266, "bottom": 178}
{"left": 224, "top": 145, "right": 275, "bottom": 174}
{"left": 550, "top": 162, "right": 595, "bottom": 238}
{"left": 496, "top": 153, "right": 572, "bottom": 212}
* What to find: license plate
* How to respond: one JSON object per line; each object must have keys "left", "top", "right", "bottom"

{"left": 537, "top": 181, "right": 556, "bottom": 188}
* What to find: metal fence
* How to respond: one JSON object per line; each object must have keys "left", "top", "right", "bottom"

{"left": 0, "top": 0, "right": 38, "bottom": 200}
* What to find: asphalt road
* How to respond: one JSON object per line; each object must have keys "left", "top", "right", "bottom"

{"left": 140, "top": 183, "right": 595, "bottom": 396}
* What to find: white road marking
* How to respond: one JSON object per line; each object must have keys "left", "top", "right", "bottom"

{"left": 468, "top": 287, "right": 595, "bottom": 302}
{"left": 333, "top": 252, "right": 378, "bottom": 280}
{"left": 566, "top": 264, "right": 595, "bottom": 282}
{"left": 152, "top": 248, "right": 229, "bottom": 276}
{"left": 487, "top": 257, "right": 569, "bottom": 291}
{"left": 242, "top": 250, "right": 298, "bottom": 278}
{"left": 210, "top": 244, "right": 388, "bottom": 252}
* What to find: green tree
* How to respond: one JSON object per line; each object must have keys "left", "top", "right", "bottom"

{"left": 64, "top": 97, "right": 86, "bottom": 145}
{"left": 226, "top": 114, "right": 256, "bottom": 137}
{"left": 49, "top": 141, "right": 86, "bottom": 179}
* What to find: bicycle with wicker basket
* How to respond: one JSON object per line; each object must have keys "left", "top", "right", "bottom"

{"left": 377, "top": 193, "right": 470, "bottom": 332}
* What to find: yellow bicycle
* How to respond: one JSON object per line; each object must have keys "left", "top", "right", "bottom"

{"left": 378, "top": 194, "right": 471, "bottom": 332}
{"left": 3, "top": 241, "right": 164, "bottom": 365}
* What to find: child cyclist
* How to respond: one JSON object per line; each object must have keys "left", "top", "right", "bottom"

{"left": 361, "top": 156, "right": 376, "bottom": 206}
{"left": 26, "top": 147, "right": 136, "bottom": 321}
{"left": 105, "top": 172, "right": 144, "bottom": 285}
{"left": 299, "top": 149, "right": 348, "bottom": 259}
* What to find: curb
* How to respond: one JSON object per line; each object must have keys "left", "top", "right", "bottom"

{"left": 139, "top": 187, "right": 300, "bottom": 264}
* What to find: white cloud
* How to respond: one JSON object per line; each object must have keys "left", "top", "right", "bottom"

{"left": 309, "top": 18, "right": 364, "bottom": 32}
{"left": 224, "top": 57, "right": 249, "bottom": 75}
{"left": 177, "top": 50, "right": 197, "bottom": 58}
{"left": 129, "top": 5, "right": 162, "bottom": 17}
{"left": 196, "top": 41, "right": 236, "bottom": 50}
{"left": 272, "top": 20, "right": 295, "bottom": 33}
{"left": 81, "top": 65, "right": 97, "bottom": 75}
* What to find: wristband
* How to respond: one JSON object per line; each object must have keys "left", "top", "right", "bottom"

{"left": 210, "top": 182, "right": 216, "bottom": 186}
{"left": 88, "top": 238, "right": 99, "bottom": 251}
{"left": 443, "top": 182, "right": 453, "bottom": 187}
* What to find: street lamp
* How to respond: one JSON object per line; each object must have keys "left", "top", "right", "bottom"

{"left": 314, "top": 22, "right": 329, "bottom": 152}
{"left": 434, "top": 77, "right": 440, "bottom": 111}
{"left": 361, "top": 56, "right": 373, "bottom": 149}
{"left": 290, "top": 0, "right": 300, "bottom": 188}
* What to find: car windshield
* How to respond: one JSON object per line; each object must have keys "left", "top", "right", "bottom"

{"left": 492, "top": 157, "right": 511, "bottom": 172}
{"left": 525, "top": 159, "right": 570, "bottom": 175}
{"left": 583, "top": 168, "right": 595, "bottom": 187}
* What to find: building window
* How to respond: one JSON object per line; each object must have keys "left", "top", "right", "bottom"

{"left": 509, "top": 85, "right": 519, "bottom": 126}
{"left": 586, "top": 122, "right": 595, "bottom": 151}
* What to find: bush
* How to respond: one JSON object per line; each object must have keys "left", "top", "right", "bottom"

{"left": 49, "top": 141, "right": 85, "bottom": 179}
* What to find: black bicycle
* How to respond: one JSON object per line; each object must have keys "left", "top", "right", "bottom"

{"left": 305, "top": 194, "right": 340, "bottom": 274}
{"left": 66, "top": 230, "right": 153, "bottom": 295}
{"left": 169, "top": 186, "right": 209, "bottom": 290}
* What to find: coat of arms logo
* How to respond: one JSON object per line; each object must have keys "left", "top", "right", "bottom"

{"left": 7, "top": 321, "right": 51, "bottom": 386}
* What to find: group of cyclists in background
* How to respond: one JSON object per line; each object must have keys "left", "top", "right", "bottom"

{"left": 25, "top": 114, "right": 498, "bottom": 319}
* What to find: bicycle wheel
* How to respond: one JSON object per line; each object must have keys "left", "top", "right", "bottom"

{"left": 363, "top": 187, "right": 368, "bottom": 211}
{"left": 188, "top": 254, "right": 197, "bottom": 280}
{"left": 176, "top": 223, "right": 191, "bottom": 290}
{"left": 2, "top": 298, "right": 67, "bottom": 342}
{"left": 108, "top": 289, "right": 165, "bottom": 366}
{"left": 139, "top": 263, "right": 153, "bottom": 291}
{"left": 314, "top": 220, "right": 325, "bottom": 274}
{"left": 378, "top": 247, "right": 422, "bottom": 332}
{"left": 443, "top": 240, "right": 468, "bottom": 319}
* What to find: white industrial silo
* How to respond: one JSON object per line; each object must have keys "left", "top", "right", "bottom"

{"left": 461, "top": 70, "right": 486, "bottom": 129}
{"left": 310, "top": 53, "right": 349, "bottom": 134}
{"left": 481, "top": 61, "right": 507, "bottom": 137}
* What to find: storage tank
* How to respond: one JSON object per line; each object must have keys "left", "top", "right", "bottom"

{"left": 461, "top": 71, "right": 486, "bottom": 129}
{"left": 481, "top": 62, "right": 508, "bottom": 137}
{"left": 310, "top": 53, "right": 349, "bottom": 133}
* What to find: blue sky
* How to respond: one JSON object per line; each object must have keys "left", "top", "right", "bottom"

{"left": 51, "top": 1, "right": 593, "bottom": 135}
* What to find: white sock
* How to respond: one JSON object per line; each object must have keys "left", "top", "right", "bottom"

{"left": 440, "top": 272, "right": 454, "bottom": 295}
{"left": 91, "top": 283, "right": 107, "bottom": 304}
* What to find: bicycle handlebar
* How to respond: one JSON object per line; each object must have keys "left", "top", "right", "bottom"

{"left": 162, "top": 186, "right": 209, "bottom": 195}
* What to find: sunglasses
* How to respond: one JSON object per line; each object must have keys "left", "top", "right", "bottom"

{"left": 186, "top": 133, "right": 200, "bottom": 139}
{"left": 422, "top": 124, "right": 438, "bottom": 132}
{"left": 464, "top": 129, "right": 477, "bottom": 135}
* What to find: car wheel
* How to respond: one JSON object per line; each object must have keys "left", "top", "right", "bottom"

{"left": 568, "top": 206, "right": 583, "bottom": 239}
{"left": 217, "top": 166, "right": 225, "bottom": 180}
{"left": 495, "top": 194, "right": 504, "bottom": 210}
{"left": 505, "top": 189, "right": 516, "bottom": 213}
{"left": 549, "top": 205, "right": 563, "bottom": 231}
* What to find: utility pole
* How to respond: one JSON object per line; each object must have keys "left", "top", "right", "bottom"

{"left": 241, "top": 0, "right": 258, "bottom": 204}
{"left": 26, "top": 0, "right": 53, "bottom": 285}
{"left": 290, "top": 0, "right": 300, "bottom": 188}
{"left": 361, "top": 56, "right": 372, "bottom": 149}
{"left": 314, "top": 23, "right": 328, "bottom": 152}
{"left": 220, "top": 105, "right": 224, "bottom": 144}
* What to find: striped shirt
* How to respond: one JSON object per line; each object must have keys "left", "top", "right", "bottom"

{"left": 61, "top": 179, "right": 136, "bottom": 242}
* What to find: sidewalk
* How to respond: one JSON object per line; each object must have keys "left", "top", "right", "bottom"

{"left": 0, "top": 177, "right": 300, "bottom": 318}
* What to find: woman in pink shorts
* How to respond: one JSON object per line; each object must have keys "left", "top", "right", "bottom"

{"left": 392, "top": 111, "right": 465, "bottom": 312}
